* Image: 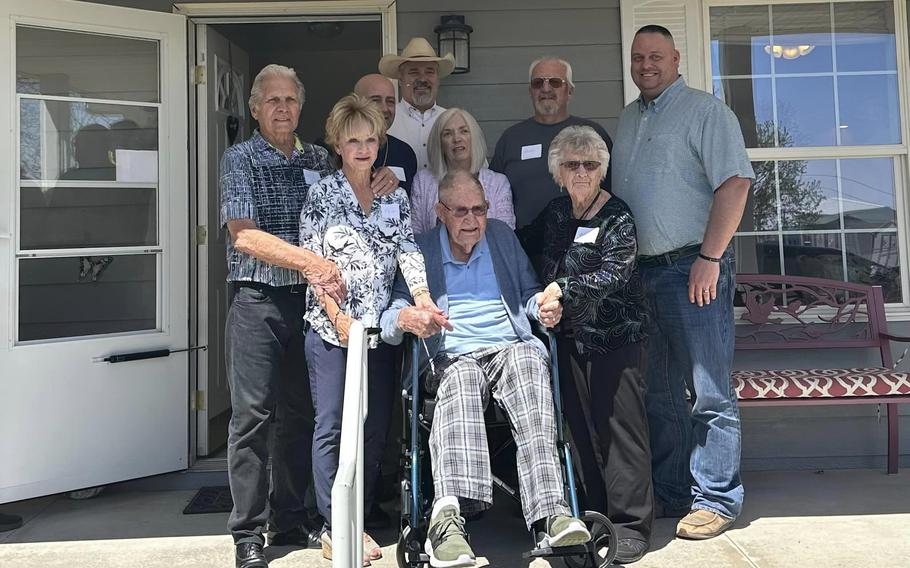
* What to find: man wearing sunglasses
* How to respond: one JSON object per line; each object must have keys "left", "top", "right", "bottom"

{"left": 381, "top": 170, "right": 590, "bottom": 567}
{"left": 611, "top": 25, "right": 753, "bottom": 542}
{"left": 491, "top": 57, "right": 613, "bottom": 231}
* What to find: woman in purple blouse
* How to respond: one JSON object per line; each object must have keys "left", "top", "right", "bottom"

{"left": 410, "top": 108, "right": 515, "bottom": 234}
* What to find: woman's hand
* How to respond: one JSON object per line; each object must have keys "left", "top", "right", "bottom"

{"left": 540, "top": 281, "right": 563, "bottom": 305}
{"left": 333, "top": 312, "right": 353, "bottom": 346}
{"left": 371, "top": 166, "right": 399, "bottom": 197}
{"left": 538, "top": 298, "right": 563, "bottom": 328}
{"left": 398, "top": 306, "right": 451, "bottom": 338}
{"left": 537, "top": 282, "right": 563, "bottom": 328}
{"left": 413, "top": 293, "right": 453, "bottom": 332}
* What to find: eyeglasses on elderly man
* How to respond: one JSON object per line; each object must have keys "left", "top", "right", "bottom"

{"left": 438, "top": 201, "right": 489, "bottom": 218}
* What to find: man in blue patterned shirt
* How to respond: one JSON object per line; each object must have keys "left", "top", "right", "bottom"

{"left": 220, "top": 64, "right": 400, "bottom": 568}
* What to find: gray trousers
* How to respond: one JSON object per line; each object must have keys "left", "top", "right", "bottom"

{"left": 225, "top": 284, "right": 314, "bottom": 545}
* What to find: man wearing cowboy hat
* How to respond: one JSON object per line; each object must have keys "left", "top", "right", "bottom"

{"left": 380, "top": 37, "right": 455, "bottom": 171}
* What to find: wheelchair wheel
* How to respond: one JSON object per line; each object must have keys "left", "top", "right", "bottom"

{"left": 562, "top": 511, "right": 618, "bottom": 568}
{"left": 397, "top": 523, "right": 426, "bottom": 567}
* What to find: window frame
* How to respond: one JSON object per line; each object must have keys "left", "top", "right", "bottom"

{"left": 702, "top": 0, "right": 910, "bottom": 314}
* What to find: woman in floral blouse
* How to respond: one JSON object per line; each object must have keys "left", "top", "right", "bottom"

{"left": 519, "top": 125, "right": 654, "bottom": 565}
{"left": 298, "top": 94, "right": 440, "bottom": 565}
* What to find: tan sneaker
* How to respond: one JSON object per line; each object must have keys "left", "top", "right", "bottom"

{"left": 676, "top": 509, "right": 735, "bottom": 540}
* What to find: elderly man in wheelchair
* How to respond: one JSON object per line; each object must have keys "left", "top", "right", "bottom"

{"left": 380, "top": 170, "right": 591, "bottom": 568}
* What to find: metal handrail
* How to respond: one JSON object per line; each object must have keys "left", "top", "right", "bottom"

{"left": 331, "top": 320, "right": 368, "bottom": 568}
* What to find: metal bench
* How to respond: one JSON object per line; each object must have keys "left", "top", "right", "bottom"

{"left": 734, "top": 274, "right": 910, "bottom": 473}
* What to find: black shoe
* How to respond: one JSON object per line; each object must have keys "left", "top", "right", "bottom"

{"left": 235, "top": 542, "right": 268, "bottom": 568}
{"left": 0, "top": 513, "right": 23, "bottom": 533}
{"left": 615, "top": 538, "right": 649, "bottom": 564}
{"left": 364, "top": 502, "right": 391, "bottom": 529}
{"left": 268, "top": 526, "right": 320, "bottom": 548}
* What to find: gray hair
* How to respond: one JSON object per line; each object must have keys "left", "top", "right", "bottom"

{"left": 249, "top": 64, "right": 305, "bottom": 111}
{"left": 437, "top": 170, "right": 484, "bottom": 203}
{"left": 427, "top": 108, "right": 488, "bottom": 180}
{"left": 528, "top": 56, "right": 575, "bottom": 89}
{"left": 547, "top": 125, "right": 611, "bottom": 186}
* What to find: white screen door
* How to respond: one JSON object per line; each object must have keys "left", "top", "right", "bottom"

{"left": 0, "top": 0, "right": 188, "bottom": 503}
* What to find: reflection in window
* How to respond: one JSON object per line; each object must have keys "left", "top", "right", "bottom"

{"left": 841, "top": 158, "right": 896, "bottom": 229}
{"left": 740, "top": 157, "right": 900, "bottom": 300}
{"left": 19, "top": 99, "right": 158, "bottom": 182}
{"left": 16, "top": 26, "right": 159, "bottom": 103}
{"left": 711, "top": 1, "right": 900, "bottom": 148}
{"left": 845, "top": 233, "right": 901, "bottom": 302}
{"left": 713, "top": 2, "right": 905, "bottom": 303}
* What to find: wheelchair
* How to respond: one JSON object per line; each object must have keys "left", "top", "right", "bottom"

{"left": 395, "top": 333, "right": 618, "bottom": 567}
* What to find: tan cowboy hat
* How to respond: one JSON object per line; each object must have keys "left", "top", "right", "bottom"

{"left": 378, "top": 37, "right": 455, "bottom": 79}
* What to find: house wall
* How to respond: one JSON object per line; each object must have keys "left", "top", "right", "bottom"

{"left": 82, "top": 0, "right": 909, "bottom": 470}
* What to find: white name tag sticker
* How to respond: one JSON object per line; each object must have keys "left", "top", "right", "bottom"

{"left": 381, "top": 203, "right": 400, "bottom": 219}
{"left": 521, "top": 144, "right": 542, "bottom": 160}
{"left": 574, "top": 227, "right": 599, "bottom": 243}
{"left": 389, "top": 166, "right": 407, "bottom": 181}
{"left": 303, "top": 169, "right": 321, "bottom": 184}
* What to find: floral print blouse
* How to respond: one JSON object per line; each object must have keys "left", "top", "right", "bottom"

{"left": 520, "top": 194, "right": 647, "bottom": 354}
{"left": 299, "top": 170, "right": 428, "bottom": 346}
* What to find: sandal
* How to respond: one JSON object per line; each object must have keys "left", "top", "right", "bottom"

{"left": 364, "top": 532, "right": 382, "bottom": 561}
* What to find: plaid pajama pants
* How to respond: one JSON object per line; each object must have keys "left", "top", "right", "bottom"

{"left": 427, "top": 342, "right": 571, "bottom": 528}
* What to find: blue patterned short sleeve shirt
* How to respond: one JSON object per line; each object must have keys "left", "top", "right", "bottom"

{"left": 219, "top": 130, "right": 334, "bottom": 286}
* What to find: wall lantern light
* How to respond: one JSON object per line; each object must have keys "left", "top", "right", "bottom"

{"left": 435, "top": 15, "right": 473, "bottom": 74}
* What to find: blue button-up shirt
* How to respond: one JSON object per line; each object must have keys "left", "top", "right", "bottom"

{"left": 219, "top": 130, "right": 334, "bottom": 286}
{"left": 438, "top": 227, "right": 521, "bottom": 356}
{"left": 611, "top": 77, "right": 754, "bottom": 256}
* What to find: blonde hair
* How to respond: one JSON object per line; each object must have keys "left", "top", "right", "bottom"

{"left": 324, "top": 93, "right": 388, "bottom": 164}
{"left": 548, "top": 125, "right": 610, "bottom": 186}
{"left": 427, "top": 108, "right": 487, "bottom": 180}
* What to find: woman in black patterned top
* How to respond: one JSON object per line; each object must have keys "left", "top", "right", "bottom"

{"left": 519, "top": 125, "right": 653, "bottom": 564}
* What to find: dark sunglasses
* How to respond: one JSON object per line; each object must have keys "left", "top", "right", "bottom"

{"left": 439, "top": 201, "right": 489, "bottom": 218}
{"left": 530, "top": 77, "right": 568, "bottom": 89}
{"left": 560, "top": 160, "right": 601, "bottom": 172}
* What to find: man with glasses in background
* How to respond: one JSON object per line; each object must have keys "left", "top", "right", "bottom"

{"left": 491, "top": 57, "right": 613, "bottom": 232}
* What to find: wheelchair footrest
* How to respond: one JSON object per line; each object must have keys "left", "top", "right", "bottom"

{"left": 523, "top": 543, "right": 588, "bottom": 559}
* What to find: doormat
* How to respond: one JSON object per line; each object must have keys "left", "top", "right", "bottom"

{"left": 183, "top": 486, "right": 233, "bottom": 514}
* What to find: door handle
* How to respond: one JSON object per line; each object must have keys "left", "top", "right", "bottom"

{"left": 0, "top": 233, "right": 11, "bottom": 239}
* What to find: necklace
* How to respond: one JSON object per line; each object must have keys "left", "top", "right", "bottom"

{"left": 574, "top": 189, "right": 601, "bottom": 220}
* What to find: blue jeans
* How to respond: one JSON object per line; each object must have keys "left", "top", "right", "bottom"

{"left": 640, "top": 252, "right": 743, "bottom": 519}
{"left": 304, "top": 328, "right": 396, "bottom": 527}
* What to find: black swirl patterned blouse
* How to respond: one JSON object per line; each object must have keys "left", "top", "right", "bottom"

{"left": 521, "top": 194, "right": 647, "bottom": 354}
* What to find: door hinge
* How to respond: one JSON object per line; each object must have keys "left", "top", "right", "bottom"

{"left": 192, "top": 390, "right": 206, "bottom": 411}
{"left": 193, "top": 64, "right": 206, "bottom": 85}
{"left": 196, "top": 225, "right": 207, "bottom": 245}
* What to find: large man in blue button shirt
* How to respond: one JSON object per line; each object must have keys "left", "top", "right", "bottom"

{"left": 611, "top": 25, "right": 754, "bottom": 541}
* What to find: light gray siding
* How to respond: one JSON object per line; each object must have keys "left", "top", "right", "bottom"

{"left": 396, "top": 0, "right": 623, "bottom": 151}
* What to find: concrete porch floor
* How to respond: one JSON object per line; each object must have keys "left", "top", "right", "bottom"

{"left": 1, "top": 469, "right": 909, "bottom": 567}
